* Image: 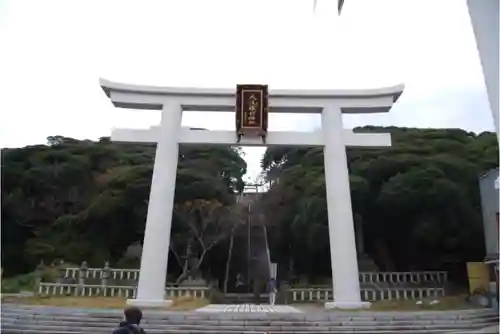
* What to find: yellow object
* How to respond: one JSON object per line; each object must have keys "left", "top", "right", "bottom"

{"left": 467, "top": 262, "right": 490, "bottom": 294}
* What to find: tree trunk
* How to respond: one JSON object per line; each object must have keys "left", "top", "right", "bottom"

{"left": 175, "top": 248, "right": 209, "bottom": 284}
{"left": 175, "top": 237, "right": 193, "bottom": 284}
{"left": 175, "top": 260, "right": 190, "bottom": 285}
{"left": 169, "top": 244, "right": 183, "bottom": 267}
{"left": 375, "top": 240, "right": 395, "bottom": 271}
{"left": 223, "top": 226, "right": 235, "bottom": 293}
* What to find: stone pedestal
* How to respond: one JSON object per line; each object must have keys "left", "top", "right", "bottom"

{"left": 101, "top": 262, "right": 111, "bottom": 289}
{"left": 78, "top": 261, "right": 88, "bottom": 286}
{"left": 34, "top": 260, "right": 46, "bottom": 292}
{"left": 126, "top": 299, "right": 172, "bottom": 308}
{"left": 325, "top": 301, "right": 371, "bottom": 309}
{"left": 276, "top": 281, "right": 289, "bottom": 305}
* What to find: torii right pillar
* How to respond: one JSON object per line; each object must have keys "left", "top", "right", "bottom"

{"left": 322, "top": 104, "right": 370, "bottom": 309}
{"left": 467, "top": 0, "right": 499, "bottom": 141}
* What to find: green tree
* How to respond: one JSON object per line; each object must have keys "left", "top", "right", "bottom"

{"left": 1, "top": 137, "right": 246, "bottom": 278}
{"left": 260, "top": 127, "right": 498, "bottom": 282}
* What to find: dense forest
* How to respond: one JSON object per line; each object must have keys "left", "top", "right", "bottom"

{"left": 261, "top": 127, "right": 498, "bottom": 283}
{"left": 1, "top": 127, "right": 498, "bottom": 285}
{"left": 1, "top": 136, "right": 247, "bottom": 281}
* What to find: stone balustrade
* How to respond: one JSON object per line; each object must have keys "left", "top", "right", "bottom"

{"left": 38, "top": 283, "right": 209, "bottom": 299}
{"left": 52, "top": 266, "right": 448, "bottom": 303}
{"left": 37, "top": 283, "right": 443, "bottom": 302}
{"left": 289, "top": 287, "right": 445, "bottom": 302}
{"left": 62, "top": 267, "right": 447, "bottom": 285}
{"left": 358, "top": 271, "right": 448, "bottom": 285}
{"left": 64, "top": 268, "right": 140, "bottom": 280}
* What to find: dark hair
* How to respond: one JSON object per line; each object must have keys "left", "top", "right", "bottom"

{"left": 124, "top": 306, "right": 143, "bottom": 325}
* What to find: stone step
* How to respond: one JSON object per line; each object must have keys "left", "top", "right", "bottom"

{"left": 1, "top": 311, "right": 498, "bottom": 324}
{"left": 2, "top": 304, "right": 497, "bottom": 334}
{"left": 2, "top": 317, "right": 497, "bottom": 331}
{"left": 3, "top": 314, "right": 497, "bottom": 323}
{"left": 0, "top": 326, "right": 494, "bottom": 334}
{"left": 219, "top": 294, "right": 269, "bottom": 304}
{"left": 2, "top": 304, "right": 496, "bottom": 317}
{"left": 0, "top": 330, "right": 476, "bottom": 334}
{"left": 1, "top": 312, "right": 498, "bottom": 326}
{"left": 4, "top": 320, "right": 498, "bottom": 329}
{"left": 2, "top": 323, "right": 496, "bottom": 334}
{"left": 218, "top": 298, "right": 269, "bottom": 303}
{"left": 2, "top": 314, "right": 498, "bottom": 325}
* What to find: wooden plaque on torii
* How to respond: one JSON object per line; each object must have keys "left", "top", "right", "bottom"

{"left": 235, "top": 84, "right": 269, "bottom": 143}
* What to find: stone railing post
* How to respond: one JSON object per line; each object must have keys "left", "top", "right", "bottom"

{"left": 277, "top": 281, "right": 289, "bottom": 304}
{"left": 101, "top": 261, "right": 111, "bottom": 288}
{"left": 34, "top": 260, "right": 46, "bottom": 292}
{"left": 53, "top": 261, "right": 64, "bottom": 283}
{"left": 78, "top": 261, "right": 88, "bottom": 287}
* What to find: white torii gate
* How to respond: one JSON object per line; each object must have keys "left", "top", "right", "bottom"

{"left": 100, "top": 78, "right": 404, "bottom": 309}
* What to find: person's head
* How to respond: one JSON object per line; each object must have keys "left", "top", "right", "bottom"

{"left": 124, "top": 306, "right": 143, "bottom": 325}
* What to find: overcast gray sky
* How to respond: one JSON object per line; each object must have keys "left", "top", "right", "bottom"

{"left": 0, "top": 0, "right": 495, "bottom": 181}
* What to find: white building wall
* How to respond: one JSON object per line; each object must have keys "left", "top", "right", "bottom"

{"left": 467, "top": 0, "right": 499, "bottom": 138}
{"left": 479, "top": 169, "right": 500, "bottom": 258}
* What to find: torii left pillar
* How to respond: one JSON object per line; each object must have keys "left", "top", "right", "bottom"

{"left": 100, "top": 78, "right": 404, "bottom": 308}
{"left": 132, "top": 101, "right": 182, "bottom": 307}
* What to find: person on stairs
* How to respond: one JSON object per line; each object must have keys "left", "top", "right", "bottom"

{"left": 113, "top": 306, "right": 146, "bottom": 334}
{"left": 267, "top": 277, "right": 278, "bottom": 306}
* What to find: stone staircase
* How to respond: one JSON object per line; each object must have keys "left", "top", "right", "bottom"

{"left": 1, "top": 304, "right": 498, "bottom": 334}
{"left": 248, "top": 214, "right": 271, "bottom": 282}
{"left": 219, "top": 293, "right": 268, "bottom": 304}
{"left": 224, "top": 190, "right": 271, "bottom": 297}
{"left": 224, "top": 223, "right": 251, "bottom": 294}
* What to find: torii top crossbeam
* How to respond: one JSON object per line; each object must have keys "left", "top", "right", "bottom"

{"left": 100, "top": 78, "right": 404, "bottom": 148}
{"left": 100, "top": 78, "right": 403, "bottom": 114}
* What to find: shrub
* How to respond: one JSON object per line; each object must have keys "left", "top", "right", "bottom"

{"left": 208, "top": 288, "right": 224, "bottom": 304}
{"left": 1, "top": 273, "right": 37, "bottom": 293}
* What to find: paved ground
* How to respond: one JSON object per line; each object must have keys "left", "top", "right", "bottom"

{"left": 195, "top": 304, "right": 303, "bottom": 313}
{"left": 452, "top": 325, "right": 499, "bottom": 333}
{"left": 477, "top": 325, "right": 499, "bottom": 333}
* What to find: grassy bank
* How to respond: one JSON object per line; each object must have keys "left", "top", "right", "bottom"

{"left": 1, "top": 295, "right": 209, "bottom": 311}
